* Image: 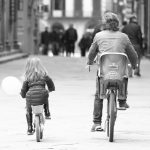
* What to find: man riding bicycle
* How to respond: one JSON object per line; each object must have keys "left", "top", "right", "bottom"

{"left": 87, "top": 12, "right": 138, "bottom": 132}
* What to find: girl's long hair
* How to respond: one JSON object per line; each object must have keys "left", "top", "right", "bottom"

{"left": 24, "top": 57, "right": 47, "bottom": 82}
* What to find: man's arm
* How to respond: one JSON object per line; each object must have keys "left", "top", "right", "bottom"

{"left": 87, "top": 35, "right": 99, "bottom": 65}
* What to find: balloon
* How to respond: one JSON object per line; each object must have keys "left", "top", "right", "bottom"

{"left": 1, "top": 76, "right": 21, "bottom": 95}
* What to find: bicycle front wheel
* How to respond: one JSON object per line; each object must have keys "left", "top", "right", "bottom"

{"left": 35, "top": 116, "right": 41, "bottom": 142}
{"left": 109, "top": 92, "right": 117, "bottom": 142}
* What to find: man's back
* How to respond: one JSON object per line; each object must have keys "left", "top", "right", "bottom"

{"left": 94, "top": 30, "right": 129, "bottom": 53}
{"left": 88, "top": 30, "right": 138, "bottom": 69}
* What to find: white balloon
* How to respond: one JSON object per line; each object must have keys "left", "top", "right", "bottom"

{"left": 1, "top": 76, "right": 21, "bottom": 95}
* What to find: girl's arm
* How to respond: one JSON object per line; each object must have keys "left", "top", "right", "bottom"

{"left": 45, "top": 76, "right": 55, "bottom": 92}
{"left": 20, "top": 81, "right": 29, "bottom": 98}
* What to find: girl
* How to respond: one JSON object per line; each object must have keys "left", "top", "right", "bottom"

{"left": 20, "top": 57, "right": 55, "bottom": 135}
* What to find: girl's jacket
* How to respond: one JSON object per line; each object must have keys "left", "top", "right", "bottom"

{"left": 20, "top": 75, "right": 55, "bottom": 105}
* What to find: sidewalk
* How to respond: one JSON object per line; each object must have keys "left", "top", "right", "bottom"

{"left": 0, "top": 50, "right": 29, "bottom": 64}
{"left": 0, "top": 56, "right": 150, "bottom": 150}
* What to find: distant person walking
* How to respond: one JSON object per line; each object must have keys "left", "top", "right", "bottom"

{"left": 78, "top": 32, "right": 92, "bottom": 57}
{"left": 120, "top": 21, "right": 127, "bottom": 31}
{"left": 64, "top": 24, "right": 78, "bottom": 56}
{"left": 122, "top": 16, "right": 143, "bottom": 76}
{"left": 50, "top": 29, "right": 60, "bottom": 56}
{"left": 40, "top": 27, "right": 50, "bottom": 55}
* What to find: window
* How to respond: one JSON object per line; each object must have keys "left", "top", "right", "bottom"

{"left": 52, "top": 0, "right": 65, "bottom": 17}
{"left": 42, "top": 5, "right": 49, "bottom": 12}
{"left": 54, "top": 0, "right": 63, "bottom": 10}
{"left": 18, "top": 0, "right": 23, "bottom": 11}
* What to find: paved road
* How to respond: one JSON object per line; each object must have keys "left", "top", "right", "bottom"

{"left": 0, "top": 56, "right": 150, "bottom": 150}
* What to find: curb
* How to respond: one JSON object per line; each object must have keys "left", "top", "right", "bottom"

{"left": 0, "top": 52, "right": 29, "bottom": 64}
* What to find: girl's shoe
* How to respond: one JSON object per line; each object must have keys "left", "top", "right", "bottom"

{"left": 27, "top": 126, "right": 34, "bottom": 135}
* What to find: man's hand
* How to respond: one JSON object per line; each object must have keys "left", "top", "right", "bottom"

{"left": 85, "top": 65, "right": 91, "bottom": 72}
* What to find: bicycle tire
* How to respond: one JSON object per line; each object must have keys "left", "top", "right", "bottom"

{"left": 109, "top": 92, "right": 117, "bottom": 142}
{"left": 40, "top": 129, "right": 43, "bottom": 139}
{"left": 106, "top": 99, "right": 110, "bottom": 137}
{"left": 35, "top": 116, "right": 41, "bottom": 142}
{"left": 40, "top": 114, "right": 45, "bottom": 139}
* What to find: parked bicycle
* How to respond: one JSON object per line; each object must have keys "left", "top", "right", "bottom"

{"left": 89, "top": 52, "right": 128, "bottom": 142}
{"left": 31, "top": 105, "right": 45, "bottom": 142}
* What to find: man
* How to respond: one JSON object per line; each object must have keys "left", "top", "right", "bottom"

{"left": 40, "top": 27, "right": 50, "bottom": 55}
{"left": 87, "top": 12, "right": 138, "bottom": 132}
{"left": 122, "top": 16, "right": 143, "bottom": 76}
{"left": 64, "top": 24, "right": 78, "bottom": 56}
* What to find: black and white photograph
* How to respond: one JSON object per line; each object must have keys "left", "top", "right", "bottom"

{"left": 0, "top": 0, "right": 150, "bottom": 149}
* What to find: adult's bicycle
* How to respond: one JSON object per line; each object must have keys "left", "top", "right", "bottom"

{"left": 90, "top": 52, "right": 128, "bottom": 142}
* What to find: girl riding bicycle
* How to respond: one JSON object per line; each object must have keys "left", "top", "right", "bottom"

{"left": 20, "top": 56, "right": 55, "bottom": 135}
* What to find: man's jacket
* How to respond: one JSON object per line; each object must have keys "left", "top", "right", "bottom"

{"left": 87, "top": 30, "right": 138, "bottom": 69}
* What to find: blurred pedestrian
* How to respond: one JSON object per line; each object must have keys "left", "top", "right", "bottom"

{"left": 120, "top": 21, "right": 128, "bottom": 31}
{"left": 78, "top": 32, "right": 92, "bottom": 57}
{"left": 58, "top": 29, "right": 65, "bottom": 56}
{"left": 64, "top": 24, "right": 78, "bottom": 56}
{"left": 50, "top": 29, "right": 60, "bottom": 56}
{"left": 122, "top": 16, "right": 143, "bottom": 76}
{"left": 20, "top": 57, "right": 55, "bottom": 135}
{"left": 40, "top": 27, "right": 50, "bottom": 55}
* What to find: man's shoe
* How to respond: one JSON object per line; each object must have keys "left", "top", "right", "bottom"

{"left": 91, "top": 124, "right": 103, "bottom": 132}
{"left": 45, "top": 115, "right": 51, "bottom": 119}
{"left": 118, "top": 100, "right": 127, "bottom": 110}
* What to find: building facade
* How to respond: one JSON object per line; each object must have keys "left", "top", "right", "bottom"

{"left": 128, "top": 0, "right": 150, "bottom": 56}
{"left": 17, "top": 0, "right": 40, "bottom": 54}
{"left": 40, "top": 0, "right": 102, "bottom": 36}
{"left": 39, "top": 0, "right": 114, "bottom": 53}
{"left": 0, "top": 0, "right": 19, "bottom": 54}
{"left": 0, "top": 0, "right": 40, "bottom": 55}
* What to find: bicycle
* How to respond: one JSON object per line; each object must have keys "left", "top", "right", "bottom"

{"left": 31, "top": 105, "right": 45, "bottom": 142}
{"left": 89, "top": 52, "right": 128, "bottom": 142}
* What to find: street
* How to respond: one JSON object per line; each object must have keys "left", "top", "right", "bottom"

{"left": 0, "top": 56, "right": 150, "bottom": 150}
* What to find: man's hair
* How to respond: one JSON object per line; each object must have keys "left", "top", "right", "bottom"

{"left": 129, "top": 16, "right": 137, "bottom": 23}
{"left": 103, "top": 12, "right": 119, "bottom": 31}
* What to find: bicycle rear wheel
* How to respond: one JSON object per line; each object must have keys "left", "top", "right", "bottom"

{"left": 35, "top": 116, "right": 41, "bottom": 142}
{"left": 108, "top": 92, "right": 117, "bottom": 142}
{"left": 106, "top": 99, "right": 110, "bottom": 137}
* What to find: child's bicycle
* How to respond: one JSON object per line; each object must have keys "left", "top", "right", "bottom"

{"left": 31, "top": 105, "right": 45, "bottom": 142}
{"left": 89, "top": 52, "right": 128, "bottom": 142}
